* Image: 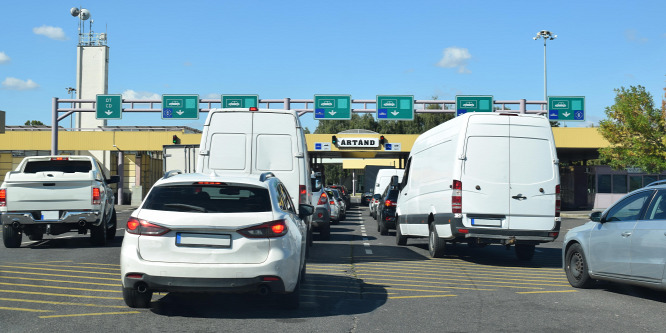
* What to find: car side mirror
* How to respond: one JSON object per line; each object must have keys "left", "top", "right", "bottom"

{"left": 590, "top": 211, "right": 602, "bottom": 222}
{"left": 299, "top": 204, "right": 314, "bottom": 219}
{"left": 106, "top": 175, "right": 120, "bottom": 184}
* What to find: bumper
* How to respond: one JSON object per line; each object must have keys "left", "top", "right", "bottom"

{"left": 380, "top": 210, "right": 397, "bottom": 228}
{"left": 1, "top": 210, "right": 102, "bottom": 226}
{"left": 451, "top": 218, "right": 560, "bottom": 243}
{"left": 123, "top": 274, "right": 286, "bottom": 294}
{"left": 311, "top": 207, "right": 330, "bottom": 228}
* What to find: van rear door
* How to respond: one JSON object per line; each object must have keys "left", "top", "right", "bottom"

{"left": 204, "top": 112, "right": 253, "bottom": 173}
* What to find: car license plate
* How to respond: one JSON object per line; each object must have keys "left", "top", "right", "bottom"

{"left": 470, "top": 218, "right": 502, "bottom": 227}
{"left": 41, "top": 211, "right": 59, "bottom": 221}
{"left": 176, "top": 233, "right": 231, "bottom": 248}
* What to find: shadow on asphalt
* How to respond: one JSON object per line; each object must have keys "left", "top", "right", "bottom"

{"left": 22, "top": 233, "right": 123, "bottom": 249}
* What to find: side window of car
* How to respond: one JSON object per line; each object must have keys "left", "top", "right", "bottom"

{"left": 605, "top": 190, "right": 653, "bottom": 222}
{"left": 644, "top": 190, "right": 666, "bottom": 220}
{"left": 277, "top": 184, "right": 296, "bottom": 214}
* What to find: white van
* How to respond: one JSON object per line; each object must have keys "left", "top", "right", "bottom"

{"left": 374, "top": 169, "right": 404, "bottom": 195}
{"left": 396, "top": 113, "right": 561, "bottom": 260}
{"left": 196, "top": 107, "right": 313, "bottom": 236}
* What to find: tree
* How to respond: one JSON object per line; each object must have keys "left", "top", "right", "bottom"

{"left": 598, "top": 85, "right": 666, "bottom": 173}
{"left": 25, "top": 120, "right": 44, "bottom": 126}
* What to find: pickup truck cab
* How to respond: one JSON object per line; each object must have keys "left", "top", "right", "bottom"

{"left": 0, "top": 156, "right": 119, "bottom": 247}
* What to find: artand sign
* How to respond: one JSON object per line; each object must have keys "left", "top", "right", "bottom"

{"left": 336, "top": 138, "right": 380, "bottom": 148}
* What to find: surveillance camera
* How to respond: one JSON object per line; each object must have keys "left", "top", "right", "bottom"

{"left": 533, "top": 37, "right": 538, "bottom": 40}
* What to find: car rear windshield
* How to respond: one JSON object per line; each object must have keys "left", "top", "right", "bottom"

{"left": 23, "top": 161, "right": 92, "bottom": 173}
{"left": 387, "top": 188, "right": 399, "bottom": 201}
{"left": 142, "top": 184, "right": 272, "bottom": 213}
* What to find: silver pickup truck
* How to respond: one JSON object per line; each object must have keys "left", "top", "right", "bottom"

{"left": 0, "top": 156, "right": 118, "bottom": 248}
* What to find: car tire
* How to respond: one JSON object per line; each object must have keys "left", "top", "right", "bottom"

{"left": 122, "top": 287, "right": 152, "bottom": 308}
{"left": 90, "top": 219, "right": 107, "bottom": 246}
{"left": 280, "top": 279, "right": 300, "bottom": 310}
{"left": 379, "top": 219, "right": 389, "bottom": 236}
{"left": 300, "top": 262, "right": 307, "bottom": 283}
{"left": 396, "top": 220, "right": 407, "bottom": 246}
{"left": 2, "top": 224, "right": 22, "bottom": 248}
{"left": 515, "top": 244, "right": 536, "bottom": 261}
{"left": 106, "top": 209, "right": 117, "bottom": 241}
{"left": 428, "top": 223, "right": 446, "bottom": 258}
{"left": 565, "top": 243, "right": 595, "bottom": 288}
{"left": 320, "top": 223, "right": 330, "bottom": 241}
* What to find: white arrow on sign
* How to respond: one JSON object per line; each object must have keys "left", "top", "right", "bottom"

{"left": 329, "top": 111, "right": 337, "bottom": 116}
{"left": 176, "top": 111, "right": 184, "bottom": 115}
{"left": 105, "top": 110, "right": 113, "bottom": 115}
{"left": 562, "top": 112, "right": 571, "bottom": 118}
{"left": 391, "top": 111, "right": 400, "bottom": 116}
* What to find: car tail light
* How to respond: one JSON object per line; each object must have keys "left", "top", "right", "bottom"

{"left": 194, "top": 182, "right": 223, "bottom": 185}
{"left": 549, "top": 231, "right": 559, "bottom": 238}
{"left": 299, "top": 185, "right": 307, "bottom": 205}
{"left": 92, "top": 187, "right": 101, "bottom": 205}
{"left": 0, "top": 188, "right": 6, "bottom": 207}
{"left": 452, "top": 180, "right": 462, "bottom": 214}
{"left": 50, "top": 157, "right": 69, "bottom": 161}
{"left": 459, "top": 228, "right": 469, "bottom": 234}
{"left": 238, "top": 219, "right": 288, "bottom": 238}
{"left": 317, "top": 212, "right": 323, "bottom": 218}
{"left": 249, "top": 107, "right": 258, "bottom": 111}
{"left": 317, "top": 193, "right": 327, "bottom": 205}
{"left": 126, "top": 217, "right": 170, "bottom": 236}
{"left": 555, "top": 185, "right": 562, "bottom": 217}
{"left": 385, "top": 200, "right": 396, "bottom": 207}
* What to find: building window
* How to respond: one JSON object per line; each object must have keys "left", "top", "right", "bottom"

{"left": 598, "top": 175, "right": 611, "bottom": 193}
{"left": 629, "top": 176, "right": 643, "bottom": 192}
{"left": 612, "top": 175, "right": 628, "bottom": 193}
{"left": 644, "top": 175, "right": 658, "bottom": 187}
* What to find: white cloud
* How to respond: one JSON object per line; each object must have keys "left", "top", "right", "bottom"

{"left": 33, "top": 25, "right": 66, "bottom": 41}
{"left": 121, "top": 89, "right": 160, "bottom": 100}
{"left": 0, "top": 52, "right": 10, "bottom": 64}
{"left": 1, "top": 77, "right": 39, "bottom": 90}
{"left": 436, "top": 47, "right": 472, "bottom": 73}
{"left": 625, "top": 29, "right": 648, "bottom": 43}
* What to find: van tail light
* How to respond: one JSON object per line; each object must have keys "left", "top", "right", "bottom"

{"left": 126, "top": 217, "right": 170, "bottom": 236}
{"left": 452, "top": 180, "right": 462, "bottom": 214}
{"left": 0, "top": 189, "right": 6, "bottom": 207}
{"left": 385, "top": 200, "right": 396, "bottom": 207}
{"left": 555, "top": 185, "right": 562, "bottom": 217}
{"left": 317, "top": 193, "right": 327, "bottom": 205}
{"left": 92, "top": 187, "right": 101, "bottom": 205}
{"left": 299, "top": 185, "right": 307, "bottom": 205}
{"left": 238, "top": 219, "right": 288, "bottom": 238}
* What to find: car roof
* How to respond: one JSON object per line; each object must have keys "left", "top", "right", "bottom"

{"left": 156, "top": 172, "right": 273, "bottom": 188}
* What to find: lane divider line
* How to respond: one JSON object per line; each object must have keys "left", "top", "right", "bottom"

{"left": 39, "top": 311, "right": 140, "bottom": 319}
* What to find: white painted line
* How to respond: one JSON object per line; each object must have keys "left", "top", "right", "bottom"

{"left": 363, "top": 242, "right": 370, "bottom": 246}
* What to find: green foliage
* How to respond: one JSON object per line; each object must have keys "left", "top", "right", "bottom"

{"left": 598, "top": 85, "right": 666, "bottom": 173}
{"left": 24, "top": 120, "right": 44, "bottom": 126}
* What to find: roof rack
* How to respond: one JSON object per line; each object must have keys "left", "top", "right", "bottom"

{"left": 163, "top": 170, "right": 183, "bottom": 179}
{"left": 644, "top": 180, "right": 666, "bottom": 188}
{"left": 259, "top": 172, "right": 276, "bottom": 182}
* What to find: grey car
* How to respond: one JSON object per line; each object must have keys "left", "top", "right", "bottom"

{"left": 563, "top": 180, "right": 666, "bottom": 291}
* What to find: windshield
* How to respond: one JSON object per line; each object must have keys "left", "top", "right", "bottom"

{"left": 24, "top": 160, "right": 92, "bottom": 173}
{"left": 142, "top": 184, "right": 271, "bottom": 213}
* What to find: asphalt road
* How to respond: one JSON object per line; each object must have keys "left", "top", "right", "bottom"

{"left": 2, "top": 206, "right": 666, "bottom": 332}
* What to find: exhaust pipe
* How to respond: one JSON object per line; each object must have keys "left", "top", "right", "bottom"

{"left": 78, "top": 220, "right": 87, "bottom": 227}
{"left": 136, "top": 282, "right": 148, "bottom": 294}
{"left": 11, "top": 221, "right": 20, "bottom": 229}
{"left": 257, "top": 284, "right": 271, "bottom": 296}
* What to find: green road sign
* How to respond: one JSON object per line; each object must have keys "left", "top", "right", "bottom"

{"left": 96, "top": 94, "right": 122, "bottom": 120}
{"left": 548, "top": 96, "right": 585, "bottom": 121}
{"left": 377, "top": 95, "right": 414, "bottom": 121}
{"left": 221, "top": 95, "right": 259, "bottom": 108}
{"left": 456, "top": 95, "right": 493, "bottom": 116}
{"left": 162, "top": 95, "right": 199, "bottom": 120}
{"left": 314, "top": 95, "right": 351, "bottom": 120}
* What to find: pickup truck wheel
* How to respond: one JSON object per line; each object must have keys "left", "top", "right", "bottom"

{"left": 396, "top": 220, "right": 407, "bottom": 246}
{"left": 515, "top": 244, "right": 536, "bottom": 261}
{"left": 106, "top": 209, "right": 117, "bottom": 241}
{"left": 2, "top": 225, "right": 22, "bottom": 248}
{"left": 122, "top": 287, "right": 152, "bottom": 308}
{"left": 90, "top": 219, "right": 107, "bottom": 246}
{"left": 428, "top": 223, "right": 446, "bottom": 258}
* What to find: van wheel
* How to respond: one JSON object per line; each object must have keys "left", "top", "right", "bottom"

{"left": 106, "top": 209, "right": 117, "bottom": 241}
{"left": 565, "top": 243, "right": 595, "bottom": 288}
{"left": 396, "top": 221, "right": 407, "bottom": 246}
{"left": 320, "top": 223, "right": 330, "bottom": 241}
{"left": 515, "top": 244, "right": 535, "bottom": 261}
{"left": 3, "top": 225, "right": 22, "bottom": 248}
{"left": 428, "top": 224, "right": 446, "bottom": 258}
{"left": 90, "top": 219, "right": 107, "bottom": 246}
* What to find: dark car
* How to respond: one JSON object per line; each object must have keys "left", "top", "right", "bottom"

{"left": 362, "top": 191, "right": 373, "bottom": 205}
{"left": 329, "top": 185, "right": 350, "bottom": 206}
{"left": 376, "top": 184, "right": 400, "bottom": 235}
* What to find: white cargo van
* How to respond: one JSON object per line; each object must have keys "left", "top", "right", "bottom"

{"left": 395, "top": 113, "right": 561, "bottom": 260}
{"left": 373, "top": 169, "right": 404, "bottom": 195}
{"left": 196, "top": 107, "right": 313, "bottom": 237}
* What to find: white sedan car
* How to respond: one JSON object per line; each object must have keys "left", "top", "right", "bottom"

{"left": 120, "top": 171, "right": 313, "bottom": 309}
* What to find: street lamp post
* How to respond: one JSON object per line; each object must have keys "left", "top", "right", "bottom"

{"left": 533, "top": 30, "right": 557, "bottom": 109}
{"left": 66, "top": 87, "right": 76, "bottom": 129}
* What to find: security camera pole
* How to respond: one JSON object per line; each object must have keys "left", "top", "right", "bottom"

{"left": 533, "top": 30, "right": 557, "bottom": 110}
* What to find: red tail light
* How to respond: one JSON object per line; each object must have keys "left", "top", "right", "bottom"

{"left": 452, "top": 180, "right": 462, "bottom": 214}
{"left": 249, "top": 107, "right": 258, "bottom": 111}
{"left": 555, "top": 185, "right": 562, "bottom": 217}
{"left": 385, "top": 200, "right": 396, "bottom": 207}
{"left": 92, "top": 187, "right": 101, "bottom": 205}
{"left": 0, "top": 188, "right": 6, "bottom": 207}
{"left": 126, "top": 217, "right": 170, "bottom": 236}
{"left": 458, "top": 228, "right": 469, "bottom": 234}
{"left": 299, "top": 185, "right": 307, "bottom": 205}
{"left": 238, "top": 219, "right": 288, "bottom": 238}
{"left": 330, "top": 200, "right": 335, "bottom": 205}
{"left": 50, "top": 157, "right": 69, "bottom": 161}
{"left": 317, "top": 193, "right": 327, "bottom": 205}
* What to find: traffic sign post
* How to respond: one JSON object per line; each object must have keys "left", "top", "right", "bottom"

{"left": 377, "top": 95, "right": 414, "bottom": 121}
{"left": 162, "top": 94, "right": 199, "bottom": 120}
{"left": 548, "top": 96, "right": 585, "bottom": 121}
{"left": 221, "top": 95, "right": 259, "bottom": 108}
{"left": 96, "top": 94, "right": 122, "bottom": 120}
{"left": 314, "top": 95, "right": 352, "bottom": 120}
{"left": 456, "top": 95, "right": 493, "bottom": 116}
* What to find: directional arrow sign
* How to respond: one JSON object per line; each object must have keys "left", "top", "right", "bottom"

{"left": 548, "top": 96, "right": 585, "bottom": 121}
{"left": 162, "top": 94, "right": 199, "bottom": 120}
{"left": 456, "top": 95, "right": 493, "bottom": 116}
{"left": 96, "top": 94, "right": 122, "bottom": 120}
{"left": 221, "top": 95, "right": 259, "bottom": 108}
{"left": 314, "top": 95, "right": 351, "bottom": 120}
{"left": 377, "top": 95, "right": 414, "bottom": 120}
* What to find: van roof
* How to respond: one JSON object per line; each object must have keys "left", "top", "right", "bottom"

{"left": 156, "top": 172, "right": 272, "bottom": 188}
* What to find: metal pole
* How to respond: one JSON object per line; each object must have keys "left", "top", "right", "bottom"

{"left": 284, "top": 97, "right": 291, "bottom": 110}
{"left": 117, "top": 150, "right": 124, "bottom": 205}
{"left": 51, "top": 98, "right": 58, "bottom": 155}
{"left": 543, "top": 38, "right": 548, "bottom": 109}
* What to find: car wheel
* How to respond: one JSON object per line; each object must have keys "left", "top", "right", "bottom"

{"left": 379, "top": 219, "right": 389, "bottom": 236}
{"left": 396, "top": 220, "right": 407, "bottom": 246}
{"left": 300, "top": 262, "right": 307, "bottom": 283}
{"left": 90, "top": 219, "right": 107, "bottom": 246}
{"left": 320, "top": 223, "right": 330, "bottom": 241}
{"left": 106, "top": 209, "right": 117, "bottom": 241}
{"left": 122, "top": 287, "right": 152, "bottom": 308}
{"left": 565, "top": 243, "right": 595, "bottom": 288}
{"left": 2, "top": 224, "right": 22, "bottom": 248}
{"left": 428, "top": 223, "right": 446, "bottom": 258}
{"left": 515, "top": 244, "right": 536, "bottom": 261}
{"left": 280, "top": 279, "right": 300, "bottom": 310}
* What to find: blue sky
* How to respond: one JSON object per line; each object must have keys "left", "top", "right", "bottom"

{"left": 1, "top": 0, "right": 664, "bottom": 132}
